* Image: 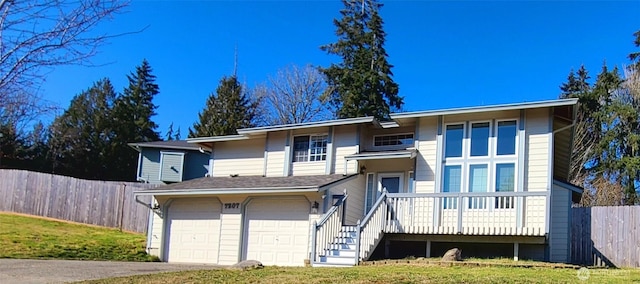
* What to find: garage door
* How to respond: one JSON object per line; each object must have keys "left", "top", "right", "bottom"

{"left": 165, "top": 198, "right": 221, "bottom": 264}
{"left": 244, "top": 198, "right": 310, "bottom": 266}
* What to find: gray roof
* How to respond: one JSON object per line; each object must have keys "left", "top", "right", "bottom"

{"left": 128, "top": 140, "right": 202, "bottom": 151}
{"left": 145, "top": 174, "right": 356, "bottom": 192}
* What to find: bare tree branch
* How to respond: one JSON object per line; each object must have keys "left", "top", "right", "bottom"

{"left": 254, "top": 64, "right": 333, "bottom": 125}
{"left": 0, "top": 0, "right": 128, "bottom": 128}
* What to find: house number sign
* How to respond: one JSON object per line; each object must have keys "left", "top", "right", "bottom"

{"left": 224, "top": 202, "right": 240, "bottom": 212}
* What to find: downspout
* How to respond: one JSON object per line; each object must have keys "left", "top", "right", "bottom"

{"left": 135, "top": 194, "right": 156, "bottom": 252}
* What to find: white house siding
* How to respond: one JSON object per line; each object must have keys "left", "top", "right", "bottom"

{"left": 525, "top": 109, "right": 550, "bottom": 192}
{"left": 148, "top": 205, "right": 163, "bottom": 257}
{"left": 550, "top": 184, "right": 571, "bottom": 263}
{"left": 139, "top": 149, "right": 161, "bottom": 183}
{"left": 327, "top": 174, "right": 366, "bottom": 225}
{"left": 212, "top": 139, "right": 265, "bottom": 177}
{"left": 265, "top": 131, "right": 286, "bottom": 177}
{"left": 291, "top": 162, "right": 326, "bottom": 176}
{"left": 415, "top": 116, "right": 437, "bottom": 194}
{"left": 334, "top": 125, "right": 359, "bottom": 175}
{"left": 217, "top": 196, "right": 245, "bottom": 265}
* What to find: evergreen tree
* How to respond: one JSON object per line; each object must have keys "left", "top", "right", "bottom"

{"left": 48, "top": 79, "right": 117, "bottom": 179}
{"left": 166, "top": 123, "right": 176, "bottom": 141}
{"left": 320, "top": 0, "right": 402, "bottom": 120}
{"left": 110, "top": 59, "right": 161, "bottom": 181}
{"left": 189, "top": 76, "right": 259, "bottom": 137}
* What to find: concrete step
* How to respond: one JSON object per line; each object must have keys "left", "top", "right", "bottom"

{"left": 327, "top": 249, "right": 357, "bottom": 257}
{"left": 312, "top": 262, "right": 355, "bottom": 267}
{"left": 319, "top": 255, "right": 357, "bottom": 265}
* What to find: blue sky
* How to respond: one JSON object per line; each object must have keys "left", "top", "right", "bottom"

{"left": 41, "top": 1, "right": 639, "bottom": 138}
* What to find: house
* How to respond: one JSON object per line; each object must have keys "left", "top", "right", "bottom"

{"left": 128, "top": 140, "right": 211, "bottom": 185}
{"left": 133, "top": 98, "right": 581, "bottom": 267}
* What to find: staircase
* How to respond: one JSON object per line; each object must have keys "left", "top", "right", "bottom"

{"left": 313, "top": 226, "right": 358, "bottom": 267}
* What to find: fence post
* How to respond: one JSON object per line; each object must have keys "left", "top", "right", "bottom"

{"left": 119, "top": 183, "right": 126, "bottom": 231}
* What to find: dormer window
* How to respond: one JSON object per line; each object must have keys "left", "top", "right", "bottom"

{"left": 374, "top": 133, "right": 414, "bottom": 147}
{"left": 293, "top": 135, "right": 328, "bottom": 162}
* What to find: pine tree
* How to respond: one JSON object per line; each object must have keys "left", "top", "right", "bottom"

{"left": 166, "top": 123, "right": 176, "bottom": 141}
{"left": 109, "top": 59, "right": 161, "bottom": 181}
{"left": 189, "top": 76, "right": 259, "bottom": 137}
{"left": 48, "top": 78, "right": 117, "bottom": 179}
{"left": 320, "top": 0, "right": 402, "bottom": 120}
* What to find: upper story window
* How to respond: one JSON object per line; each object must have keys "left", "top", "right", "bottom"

{"left": 444, "top": 125, "right": 463, "bottom": 157}
{"left": 442, "top": 119, "right": 519, "bottom": 199}
{"left": 293, "top": 134, "right": 327, "bottom": 162}
{"left": 374, "top": 133, "right": 414, "bottom": 147}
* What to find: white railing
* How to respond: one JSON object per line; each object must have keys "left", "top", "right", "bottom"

{"left": 356, "top": 191, "right": 388, "bottom": 262}
{"left": 356, "top": 191, "right": 548, "bottom": 263}
{"left": 386, "top": 192, "right": 548, "bottom": 236}
{"left": 310, "top": 192, "right": 348, "bottom": 263}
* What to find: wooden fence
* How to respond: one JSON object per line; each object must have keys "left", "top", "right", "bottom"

{"left": 571, "top": 206, "right": 640, "bottom": 268}
{"left": 0, "top": 169, "right": 155, "bottom": 233}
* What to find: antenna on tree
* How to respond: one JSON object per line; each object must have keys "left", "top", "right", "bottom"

{"left": 233, "top": 44, "right": 239, "bottom": 77}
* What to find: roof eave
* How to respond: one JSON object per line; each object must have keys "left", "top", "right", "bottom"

{"left": 134, "top": 186, "right": 320, "bottom": 196}
{"left": 390, "top": 98, "right": 579, "bottom": 120}
{"left": 236, "top": 117, "right": 376, "bottom": 135}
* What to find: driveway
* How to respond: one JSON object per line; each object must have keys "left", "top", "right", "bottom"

{"left": 0, "top": 259, "right": 223, "bottom": 284}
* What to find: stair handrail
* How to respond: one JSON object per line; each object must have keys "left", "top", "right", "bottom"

{"left": 311, "top": 190, "right": 348, "bottom": 263}
{"left": 356, "top": 190, "right": 388, "bottom": 263}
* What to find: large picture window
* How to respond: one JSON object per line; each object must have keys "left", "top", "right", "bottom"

{"left": 441, "top": 120, "right": 519, "bottom": 202}
{"left": 293, "top": 135, "right": 328, "bottom": 162}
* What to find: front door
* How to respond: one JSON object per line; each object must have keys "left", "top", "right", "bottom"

{"left": 378, "top": 172, "right": 404, "bottom": 194}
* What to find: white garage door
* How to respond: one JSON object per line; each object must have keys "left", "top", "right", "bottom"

{"left": 244, "top": 198, "right": 310, "bottom": 266}
{"left": 166, "top": 198, "right": 221, "bottom": 264}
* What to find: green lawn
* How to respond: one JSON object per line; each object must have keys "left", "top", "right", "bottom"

{"left": 80, "top": 264, "right": 640, "bottom": 284}
{"left": 0, "top": 213, "right": 157, "bottom": 261}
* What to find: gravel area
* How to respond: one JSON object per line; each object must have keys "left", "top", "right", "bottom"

{"left": 0, "top": 259, "right": 223, "bottom": 284}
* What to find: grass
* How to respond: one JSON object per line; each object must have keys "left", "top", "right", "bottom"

{"left": 78, "top": 264, "right": 640, "bottom": 284}
{"left": 0, "top": 212, "right": 158, "bottom": 261}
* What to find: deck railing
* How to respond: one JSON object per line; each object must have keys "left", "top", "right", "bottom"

{"left": 386, "top": 192, "right": 548, "bottom": 236}
{"left": 310, "top": 192, "right": 348, "bottom": 263}
{"left": 356, "top": 190, "right": 388, "bottom": 261}
{"left": 356, "top": 191, "right": 549, "bottom": 262}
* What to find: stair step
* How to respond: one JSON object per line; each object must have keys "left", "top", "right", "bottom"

{"left": 332, "top": 237, "right": 356, "bottom": 244}
{"left": 312, "top": 262, "right": 355, "bottom": 267}
{"left": 320, "top": 255, "right": 357, "bottom": 265}
{"left": 341, "top": 226, "right": 358, "bottom": 232}
{"left": 337, "top": 231, "right": 357, "bottom": 238}
{"left": 328, "top": 243, "right": 357, "bottom": 250}
{"left": 327, "top": 249, "right": 356, "bottom": 257}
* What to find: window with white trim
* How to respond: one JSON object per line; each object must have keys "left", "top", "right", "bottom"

{"left": 442, "top": 119, "right": 518, "bottom": 208}
{"left": 374, "top": 133, "right": 414, "bottom": 147}
{"left": 293, "top": 134, "right": 328, "bottom": 162}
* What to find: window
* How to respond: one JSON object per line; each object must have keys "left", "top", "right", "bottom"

{"left": 470, "top": 122, "right": 490, "bottom": 156}
{"left": 293, "top": 135, "right": 327, "bottom": 162}
{"left": 468, "top": 164, "right": 488, "bottom": 209}
{"left": 443, "top": 165, "right": 461, "bottom": 209}
{"left": 497, "top": 121, "right": 517, "bottom": 155}
{"left": 445, "top": 124, "right": 464, "bottom": 158}
{"left": 441, "top": 119, "right": 518, "bottom": 199}
{"left": 407, "top": 171, "right": 415, "bottom": 193}
{"left": 495, "top": 163, "right": 515, "bottom": 192}
{"left": 443, "top": 165, "right": 461, "bottom": 193}
{"left": 374, "top": 133, "right": 414, "bottom": 147}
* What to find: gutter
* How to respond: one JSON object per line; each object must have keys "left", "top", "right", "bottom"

{"left": 133, "top": 186, "right": 320, "bottom": 196}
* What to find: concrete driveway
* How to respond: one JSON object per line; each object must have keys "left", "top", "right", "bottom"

{"left": 0, "top": 259, "right": 223, "bottom": 284}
